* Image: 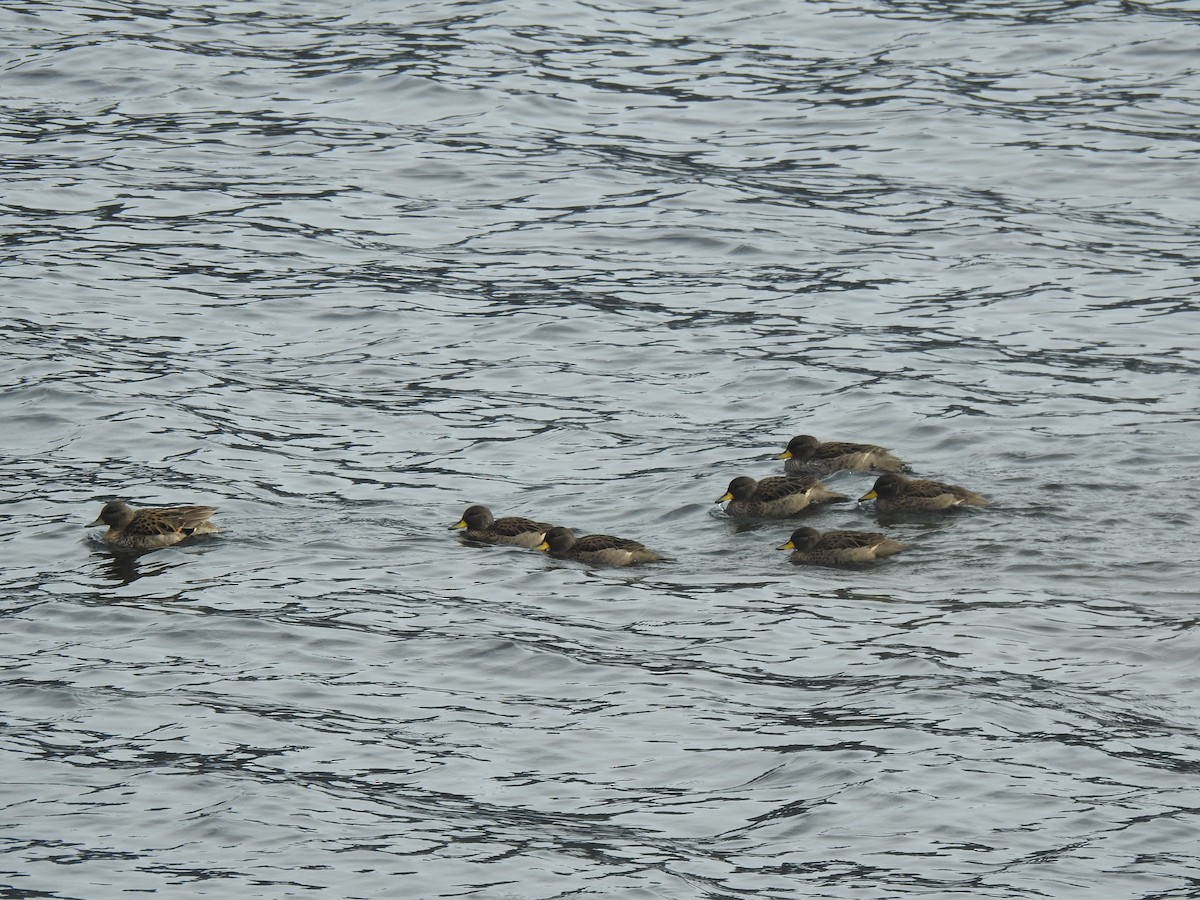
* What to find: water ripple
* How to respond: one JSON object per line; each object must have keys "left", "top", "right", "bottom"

{"left": 4, "top": 0, "right": 1200, "bottom": 896}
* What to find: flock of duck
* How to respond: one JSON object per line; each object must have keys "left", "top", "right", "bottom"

{"left": 446, "top": 433, "right": 988, "bottom": 568}
{"left": 86, "top": 434, "right": 989, "bottom": 567}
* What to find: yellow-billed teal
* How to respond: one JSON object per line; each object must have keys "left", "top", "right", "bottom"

{"left": 777, "top": 526, "right": 907, "bottom": 566}
{"left": 775, "top": 434, "right": 906, "bottom": 476}
{"left": 717, "top": 475, "right": 848, "bottom": 517}
{"left": 87, "top": 500, "right": 219, "bottom": 551}
{"left": 859, "top": 473, "right": 988, "bottom": 513}
{"left": 537, "top": 526, "right": 667, "bottom": 567}
{"left": 450, "top": 505, "right": 554, "bottom": 549}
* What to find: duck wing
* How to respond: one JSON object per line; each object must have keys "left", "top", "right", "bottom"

{"left": 752, "top": 477, "right": 821, "bottom": 503}
{"left": 571, "top": 533, "right": 647, "bottom": 553}
{"left": 127, "top": 505, "right": 217, "bottom": 537}
{"left": 491, "top": 517, "right": 554, "bottom": 538}
{"left": 817, "top": 530, "right": 887, "bottom": 551}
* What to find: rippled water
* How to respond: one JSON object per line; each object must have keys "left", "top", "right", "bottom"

{"left": 5, "top": 0, "right": 1200, "bottom": 897}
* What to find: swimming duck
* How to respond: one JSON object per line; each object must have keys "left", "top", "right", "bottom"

{"left": 777, "top": 526, "right": 907, "bottom": 566}
{"left": 450, "top": 505, "right": 554, "bottom": 548}
{"left": 87, "top": 500, "right": 219, "bottom": 551}
{"left": 717, "top": 475, "right": 849, "bottom": 517}
{"left": 537, "top": 526, "right": 667, "bottom": 567}
{"left": 859, "top": 473, "right": 988, "bottom": 513}
{"left": 775, "top": 434, "right": 907, "bottom": 476}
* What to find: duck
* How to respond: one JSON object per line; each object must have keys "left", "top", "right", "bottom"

{"left": 777, "top": 526, "right": 907, "bottom": 566}
{"left": 775, "top": 434, "right": 906, "bottom": 476}
{"left": 450, "top": 505, "right": 554, "bottom": 548}
{"left": 87, "top": 500, "right": 219, "bottom": 551}
{"left": 717, "top": 475, "right": 849, "bottom": 517}
{"left": 859, "top": 473, "right": 988, "bottom": 513}
{"left": 537, "top": 526, "right": 667, "bottom": 567}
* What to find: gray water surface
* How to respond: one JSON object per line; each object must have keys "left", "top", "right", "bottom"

{"left": 4, "top": 1, "right": 1200, "bottom": 897}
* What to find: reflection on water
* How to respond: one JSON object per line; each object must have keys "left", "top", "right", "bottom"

{"left": 91, "top": 549, "right": 148, "bottom": 586}
{"left": 87, "top": 537, "right": 221, "bottom": 587}
{"left": 3, "top": 0, "right": 1200, "bottom": 897}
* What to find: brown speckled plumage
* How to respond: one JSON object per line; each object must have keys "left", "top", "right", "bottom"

{"left": 451, "top": 505, "right": 554, "bottom": 548}
{"left": 537, "top": 526, "right": 667, "bottom": 567}
{"left": 775, "top": 434, "right": 906, "bottom": 476}
{"left": 717, "top": 475, "right": 849, "bottom": 518}
{"left": 777, "top": 526, "right": 907, "bottom": 566}
{"left": 87, "top": 500, "right": 219, "bottom": 551}
{"left": 859, "top": 473, "right": 988, "bottom": 513}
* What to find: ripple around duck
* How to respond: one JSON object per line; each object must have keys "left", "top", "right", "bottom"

{"left": 4, "top": 0, "right": 1200, "bottom": 896}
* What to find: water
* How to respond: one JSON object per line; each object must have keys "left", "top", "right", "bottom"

{"left": 4, "top": 0, "right": 1200, "bottom": 897}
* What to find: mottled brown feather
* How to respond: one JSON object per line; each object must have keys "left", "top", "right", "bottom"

{"left": 717, "top": 475, "right": 849, "bottom": 518}
{"left": 451, "top": 505, "right": 554, "bottom": 549}
{"left": 776, "top": 434, "right": 907, "bottom": 476}
{"left": 87, "top": 500, "right": 219, "bottom": 551}
{"left": 859, "top": 473, "right": 988, "bottom": 513}
{"left": 537, "top": 526, "right": 667, "bottom": 567}
{"left": 777, "top": 526, "right": 907, "bottom": 566}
